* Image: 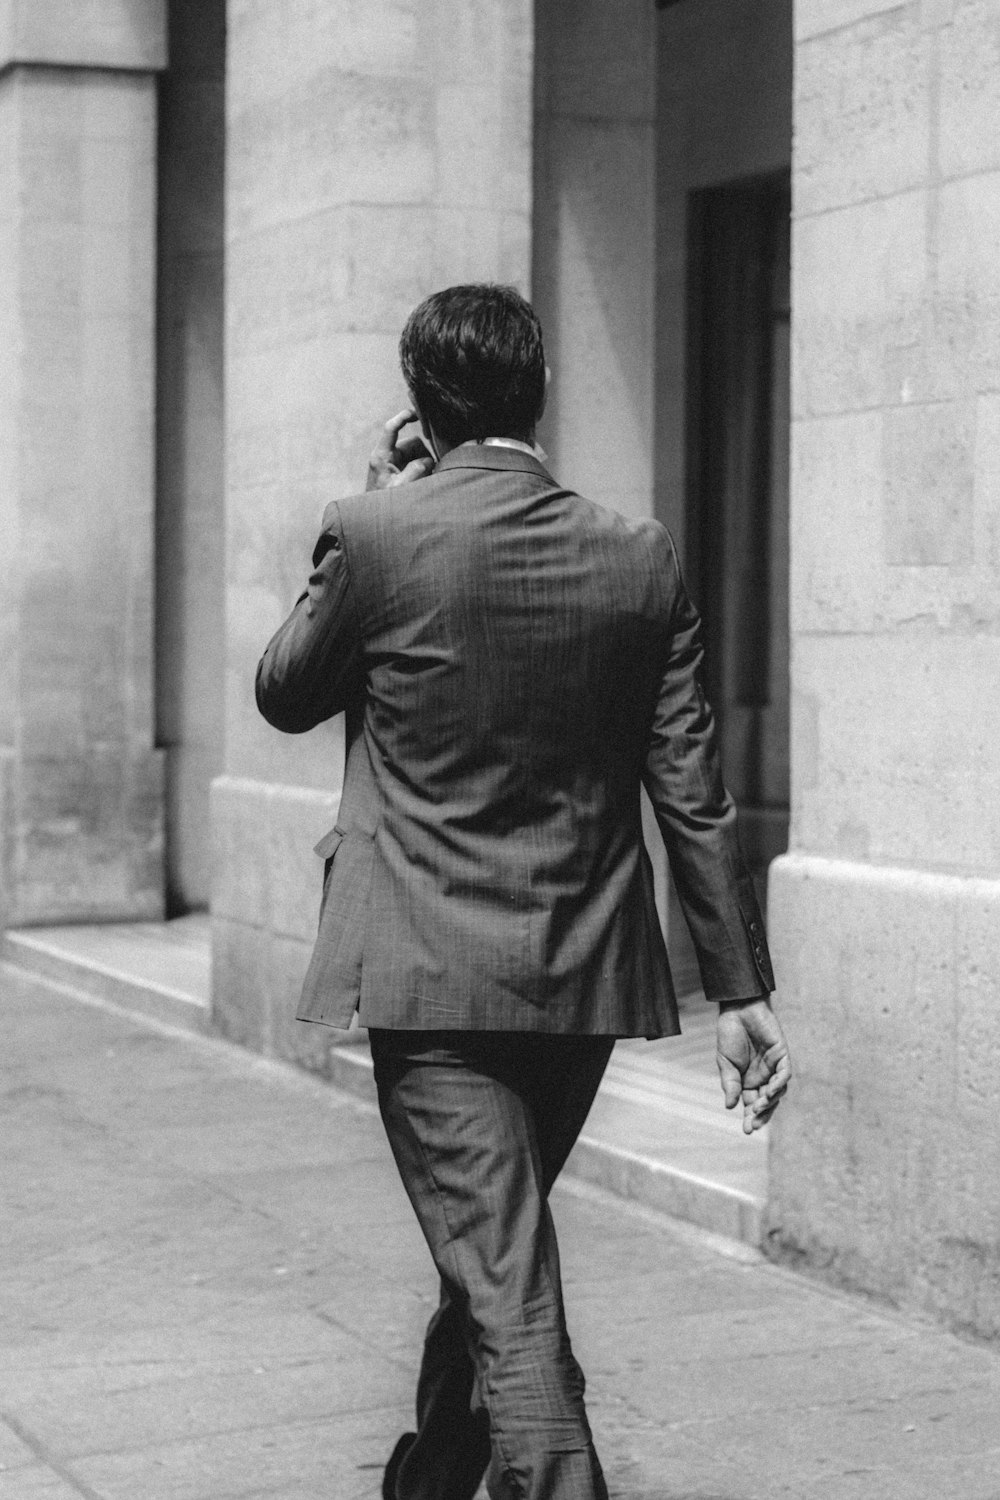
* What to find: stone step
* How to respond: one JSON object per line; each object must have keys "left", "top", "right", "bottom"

{"left": 3, "top": 917, "right": 211, "bottom": 1035}
{"left": 2, "top": 919, "right": 767, "bottom": 1248}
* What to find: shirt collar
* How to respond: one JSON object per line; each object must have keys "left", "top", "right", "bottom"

{"left": 435, "top": 442, "right": 555, "bottom": 482}
{"left": 458, "top": 436, "right": 548, "bottom": 462}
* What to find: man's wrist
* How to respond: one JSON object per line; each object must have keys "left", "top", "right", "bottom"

{"left": 718, "top": 995, "right": 770, "bottom": 1013}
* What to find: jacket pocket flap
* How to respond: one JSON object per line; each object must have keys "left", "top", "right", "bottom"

{"left": 313, "top": 826, "right": 345, "bottom": 860}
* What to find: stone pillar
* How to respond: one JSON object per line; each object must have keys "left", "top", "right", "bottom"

{"left": 769, "top": 0, "right": 1000, "bottom": 1338}
{"left": 0, "top": 1, "right": 167, "bottom": 925}
{"left": 533, "top": 0, "right": 657, "bottom": 523}
{"left": 213, "top": 0, "right": 534, "bottom": 1067}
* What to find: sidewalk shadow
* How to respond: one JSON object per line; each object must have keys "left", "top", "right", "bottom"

{"left": 609, "top": 1491, "right": 741, "bottom": 1500}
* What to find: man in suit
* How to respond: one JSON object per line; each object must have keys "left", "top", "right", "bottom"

{"left": 256, "top": 284, "right": 791, "bottom": 1500}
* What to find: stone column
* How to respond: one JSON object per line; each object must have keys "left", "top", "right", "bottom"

{"left": 0, "top": 1, "right": 167, "bottom": 925}
{"left": 769, "top": 0, "right": 1000, "bottom": 1338}
{"left": 213, "top": 0, "right": 534, "bottom": 1067}
{"left": 533, "top": 0, "right": 657, "bottom": 523}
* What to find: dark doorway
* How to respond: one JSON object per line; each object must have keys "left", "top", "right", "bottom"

{"left": 155, "top": 0, "right": 226, "bottom": 914}
{"left": 685, "top": 172, "right": 791, "bottom": 904}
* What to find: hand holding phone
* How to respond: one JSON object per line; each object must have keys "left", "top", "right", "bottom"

{"left": 366, "top": 408, "right": 434, "bottom": 491}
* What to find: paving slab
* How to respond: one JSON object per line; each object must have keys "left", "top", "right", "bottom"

{"left": 2, "top": 962, "right": 999, "bottom": 1500}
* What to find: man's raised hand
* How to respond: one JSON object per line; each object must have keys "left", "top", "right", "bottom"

{"left": 366, "top": 409, "right": 434, "bottom": 491}
{"left": 716, "top": 998, "right": 791, "bottom": 1135}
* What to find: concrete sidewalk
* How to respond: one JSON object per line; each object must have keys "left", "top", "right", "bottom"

{"left": 2, "top": 966, "right": 999, "bottom": 1500}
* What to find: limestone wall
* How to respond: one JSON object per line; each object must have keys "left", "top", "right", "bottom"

{"left": 214, "top": 0, "right": 534, "bottom": 1062}
{"left": 0, "top": 4, "right": 166, "bottom": 924}
{"left": 0, "top": 0, "right": 166, "bottom": 70}
{"left": 769, "top": 0, "right": 1000, "bottom": 1340}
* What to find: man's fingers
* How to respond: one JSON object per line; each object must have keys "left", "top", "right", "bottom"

{"left": 394, "top": 435, "right": 431, "bottom": 465}
{"left": 367, "top": 411, "right": 422, "bottom": 490}
{"left": 742, "top": 1090, "right": 769, "bottom": 1133}
{"left": 741, "top": 1057, "right": 772, "bottom": 1092}
{"left": 717, "top": 1053, "right": 743, "bottom": 1110}
{"left": 746, "top": 1097, "right": 781, "bottom": 1132}
{"left": 368, "top": 410, "right": 418, "bottom": 477}
{"left": 717, "top": 1002, "right": 792, "bottom": 1133}
{"left": 744, "top": 1041, "right": 792, "bottom": 1098}
{"left": 389, "top": 456, "right": 433, "bottom": 486}
{"left": 765, "top": 1048, "right": 792, "bottom": 1097}
{"left": 373, "top": 408, "right": 417, "bottom": 456}
{"left": 717, "top": 1005, "right": 792, "bottom": 1127}
{"left": 742, "top": 1077, "right": 788, "bottom": 1132}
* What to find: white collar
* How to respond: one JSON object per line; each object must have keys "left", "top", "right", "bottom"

{"left": 460, "top": 436, "right": 548, "bottom": 461}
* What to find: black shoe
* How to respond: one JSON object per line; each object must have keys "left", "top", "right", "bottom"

{"left": 382, "top": 1432, "right": 417, "bottom": 1500}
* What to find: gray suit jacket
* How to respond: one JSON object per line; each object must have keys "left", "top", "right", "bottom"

{"left": 256, "top": 444, "right": 773, "bottom": 1034}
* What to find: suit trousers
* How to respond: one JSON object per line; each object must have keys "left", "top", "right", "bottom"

{"left": 369, "top": 1029, "right": 615, "bottom": 1500}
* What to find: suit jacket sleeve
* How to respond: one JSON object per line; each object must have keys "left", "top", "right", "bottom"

{"left": 255, "top": 504, "right": 363, "bottom": 734}
{"left": 641, "top": 529, "right": 775, "bottom": 1004}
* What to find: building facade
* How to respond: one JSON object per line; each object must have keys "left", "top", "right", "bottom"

{"left": 2, "top": 0, "right": 999, "bottom": 1340}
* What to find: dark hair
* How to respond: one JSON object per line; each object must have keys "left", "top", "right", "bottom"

{"left": 399, "top": 284, "right": 546, "bottom": 446}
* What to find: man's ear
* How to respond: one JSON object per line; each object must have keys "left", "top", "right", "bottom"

{"left": 538, "top": 364, "right": 552, "bottom": 423}
{"left": 409, "top": 398, "right": 440, "bottom": 462}
{"left": 422, "top": 423, "right": 441, "bottom": 463}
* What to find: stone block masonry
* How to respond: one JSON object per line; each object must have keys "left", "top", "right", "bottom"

{"left": 769, "top": 0, "right": 1000, "bottom": 1339}
{"left": 0, "top": 0, "right": 166, "bottom": 72}
{"left": 0, "top": 2, "right": 167, "bottom": 924}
